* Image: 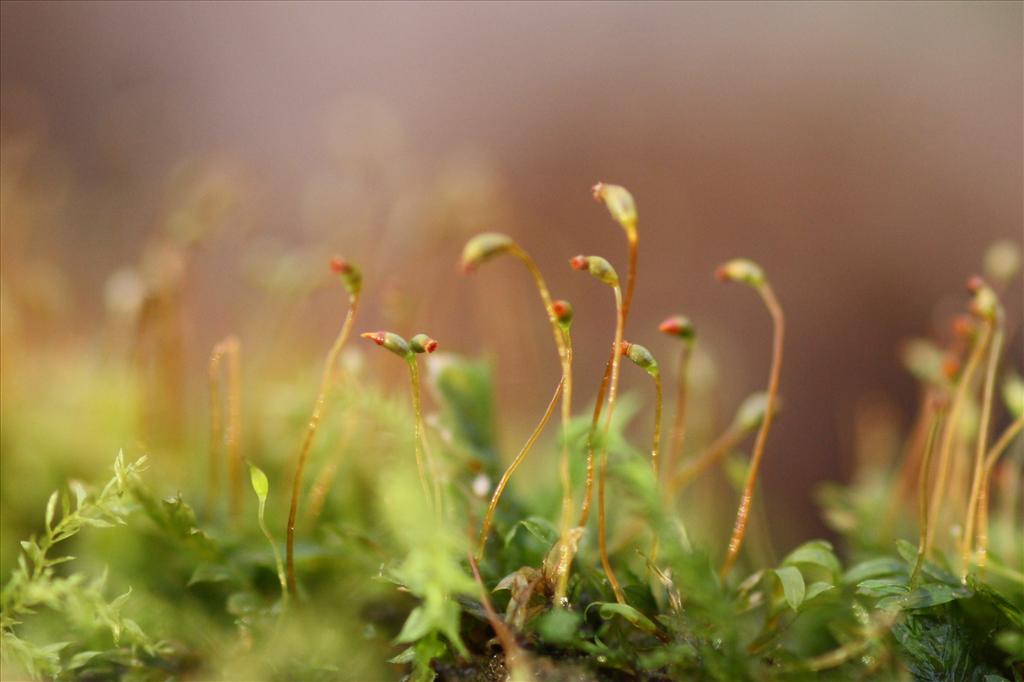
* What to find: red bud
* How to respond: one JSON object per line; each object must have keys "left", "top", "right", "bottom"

{"left": 329, "top": 256, "right": 350, "bottom": 275}
{"left": 941, "top": 355, "right": 961, "bottom": 382}
{"left": 951, "top": 315, "right": 975, "bottom": 341}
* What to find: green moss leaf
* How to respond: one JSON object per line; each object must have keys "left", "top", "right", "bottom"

{"left": 842, "top": 557, "right": 906, "bottom": 585}
{"left": 589, "top": 602, "right": 659, "bottom": 635}
{"left": 783, "top": 539, "right": 840, "bottom": 579}
{"left": 774, "top": 566, "right": 805, "bottom": 611}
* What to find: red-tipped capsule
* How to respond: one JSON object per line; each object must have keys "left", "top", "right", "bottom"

{"left": 591, "top": 182, "right": 638, "bottom": 232}
{"left": 460, "top": 233, "right": 516, "bottom": 273}
{"left": 410, "top": 333, "right": 439, "bottom": 354}
{"left": 620, "top": 340, "right": 659, "bottom": 377}
{"left": 966, "top": 280, "right": 999, "bottom": 319}
{"left": 967, "top": 279, "right": 999, "bottom": 321}
{"left": 551, "top": 299, "right": 574, "bottom": 328}
{"left": 330, "top": 256, "right": 362, "bottom": 296}
{"left": 658, "top": 315, "right": 695, "bottom": 342}
{"left": 360, "top": 331, "right": 411, "bottom": 358}
{"left": 965, "top": 275, "right": 985, "bottom": 295}
{"left": 570, "top": 254, "right": 619, "bottom": 287}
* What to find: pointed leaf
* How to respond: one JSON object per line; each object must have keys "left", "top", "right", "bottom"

{"left": 774, "top": 566, "right": 806, "bottom": 611}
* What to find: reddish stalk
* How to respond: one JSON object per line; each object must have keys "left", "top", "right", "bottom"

{"left": 598, "top": 283, "right": 627, "bottom": 603}
{"left": 467, "top": 552, "right": 531, "bottom": 680}
{"left": 719, "top": 262, "right": 784, "bottom": 580}
{"left": 225, "top": 338, "right": 242, "bottom": 518}
{"left": 579, "top": 183, "right": 638, "bottom": 526}
{"left": 206, "top": 336, "right": 241, "bottom": 518}
{"left": 460, "top": 236, "right": 573, "bottom": 566}
{"left": 667, "top": 343, "right": 693, "bottom": 478}
{"left": 975, "top": 413, "right": 1024, "bottom": 572}
{"left": 960, "top": 315, "right": 1002, "bottom": 581}
{"left": 910, "top": 401, "right": 947, "bottom": 588}
{"left": 578, "top": 233, "right": 637, "bottom": 525}
{"left": 924, "top": 322, "right": 991, "bottom": 553}
{"left": 659, "top": 315, "right": 696, "bottom": 480}
{"left": 206, "top": 340, "right": 226, "bottom": 517}
{"left": 285, "top": 258, "right": 361, "bottom": 599}
{"left": 477, "top": 379, "right": 564, "bottom": 559}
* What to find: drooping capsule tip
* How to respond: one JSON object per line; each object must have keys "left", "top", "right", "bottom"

{"left": 591, "top": 182, "right": 638, "bottom": 230}
{"left": 460, "top": 232, "right": 515, "bottom": 273}
{"left": 715, "top": 259, "right": 765, "bottom": 287}
{"left": 330, "top": 256, "right": 362, "bottom": 295}
{"left": 361, "top": 331, "right": 386, "bottom": 346}
{"left": 570, "top": 255, "right": 589, "bottom": 271}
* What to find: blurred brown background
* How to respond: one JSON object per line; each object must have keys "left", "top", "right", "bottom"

{"left": 2, "top": 1, "right": 1021, "bottom": 542}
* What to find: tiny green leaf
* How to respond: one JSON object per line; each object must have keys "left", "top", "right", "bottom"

{"left": 842, "top": 557, "right": 906, "bottom": 586}
{"left": 783, "top": 539, "right": 841, "bottom": 578}
{"left": 856, "top": 577, "right": 909, "bottom": 600}
{"left": 589, "top": 602, "right": 659, "bottom": 635}
{"left": 396, "top": 606, "right": 431, "bottom": 644}
{"left": 774, "top": 566, "right": 806, "bottom": 611}
{"left": 45, "top": 491, "right": 59, "bottom": 531}
{"left": 503, "top": 516, "right": 559, "bottom": 548}
{"left": 804, "top": 581, "right": 835, "bottom": 603}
